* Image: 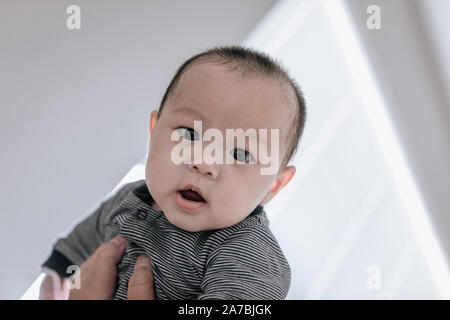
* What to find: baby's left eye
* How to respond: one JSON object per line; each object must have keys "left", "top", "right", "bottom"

{"left": 177, "top": 127, "right": 199, "bottom": 141}
{"left": 230, "top": 148, "right": 255, "bottom": 163}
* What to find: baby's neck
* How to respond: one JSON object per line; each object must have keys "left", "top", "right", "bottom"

{"left": 150, "top": 199, "right": 163, "bottom": 212}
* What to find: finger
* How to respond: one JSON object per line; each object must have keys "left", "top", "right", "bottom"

{"left": 127, "top": 254, "right": 155, "bottom": 300}
{"left": 52, "top": 273, "right": 69, "bottom": 300}
{"left": 39, "top": 275, "right": 54, "bottom": 300}
{"left": 60, "top": 278, "right": 71, "bottom": 300}
{"left": 96, "top": 234, "right": 128, "bottom": 265}
{"left": 40, "top": 268, "right": 68, "bottom": 300}
{"left": 78, "top": 234, "right": 127, "bottom": 299}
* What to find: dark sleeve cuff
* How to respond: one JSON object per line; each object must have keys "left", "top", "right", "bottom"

{"left": 41, "top": 250, "right": 75, "bottom": 279}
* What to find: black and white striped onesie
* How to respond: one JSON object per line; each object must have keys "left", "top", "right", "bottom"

{"left": 42, "top": 179, "right": 291, "bottom": 299}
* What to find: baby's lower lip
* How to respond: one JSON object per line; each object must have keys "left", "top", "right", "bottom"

{"left": 176, "top": 191, "right": 206, "bottom": 211}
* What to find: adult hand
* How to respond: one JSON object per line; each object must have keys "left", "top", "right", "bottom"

{"left": 69, "top": 234, "right": 155, "bottom": 300}
{"left": 127, "top": 254, "right": 155, "bottom": 300}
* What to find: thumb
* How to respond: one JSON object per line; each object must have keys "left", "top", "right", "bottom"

{"left": 86, "top": 234, "right": 127, "bottom": 287}
{"left": 127, "top": 254, "right": 155, "bottom": 300}
{"left": 95, "top": 234, "right": 128, "bottom": 265}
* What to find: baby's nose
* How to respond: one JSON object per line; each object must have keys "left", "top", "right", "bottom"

{"left": 189, "top": 162, "right": 218, "bottom": 179}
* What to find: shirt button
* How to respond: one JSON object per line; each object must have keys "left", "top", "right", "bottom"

{"left": 136, "top": 210, "right": 148, "bottom": 220}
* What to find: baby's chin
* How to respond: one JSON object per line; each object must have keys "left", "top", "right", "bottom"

{"left": 163, "top": 212, "right": 210, "bottom": 232}
{"left": 166, "top": 210, "right": 252, "bottom": 233}
{"left": 162, "top": 206, "right": 238, "bottom": 232}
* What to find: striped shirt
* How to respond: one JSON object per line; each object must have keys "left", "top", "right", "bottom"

{"left": 41, "top": 179, "right": 291, "bottom": 299}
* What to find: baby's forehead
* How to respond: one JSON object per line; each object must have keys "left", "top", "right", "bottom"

{"left": 169, "top": 62, "right": 295, "bottom": 130}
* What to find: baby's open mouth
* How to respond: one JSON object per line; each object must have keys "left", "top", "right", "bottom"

{"left": 178, "top": 189, "right": 206, "bottom": 202}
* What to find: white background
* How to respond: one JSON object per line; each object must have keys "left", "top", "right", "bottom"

{"left": 2, "top": 0, "right": 450, "bottom": 299}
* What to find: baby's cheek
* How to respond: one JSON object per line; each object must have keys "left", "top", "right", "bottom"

{"left": 224, "top": 179, "right": 254, "bottom": 209}
{"left": 242, "top": 172, "right": 273, "bottom": 205}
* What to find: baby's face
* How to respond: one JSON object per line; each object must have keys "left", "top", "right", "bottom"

{"left": 145, "top": 62, "right": 295, "bottom": 232}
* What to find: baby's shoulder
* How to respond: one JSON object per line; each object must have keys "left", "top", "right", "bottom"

{"left": 208, "top": 214, "right": 280, "bottom": 256}
{"left": 205, "top": 218, "right": 291, "bottom": 281}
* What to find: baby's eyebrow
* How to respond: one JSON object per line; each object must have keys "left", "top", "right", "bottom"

{"left": 173, "top": 106, "right": 209, "bottom": 121}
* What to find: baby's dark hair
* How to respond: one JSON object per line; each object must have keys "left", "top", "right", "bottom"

{"left": 158, "top": 45, "right": 307, "bottom": 169}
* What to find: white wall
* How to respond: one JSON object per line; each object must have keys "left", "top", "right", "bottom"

{"left": 0, "top": 0, "right": 276, "bottom": 299}
{"left": 415, "top": 0, "right": 450, "bottom": 109}
{"left": 2, "top": 0, "right": 449, "bottom": 300}
{"left": 345, "top": 0, "right": 450, "bottom": 271}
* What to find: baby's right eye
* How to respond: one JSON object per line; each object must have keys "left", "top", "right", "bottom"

{"left": 177, "top": 126, "right": 199, "bottom": 141}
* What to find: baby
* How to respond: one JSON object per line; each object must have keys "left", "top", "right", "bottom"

{"left": 40, "top": 45, "right": 307, "bottom": 299}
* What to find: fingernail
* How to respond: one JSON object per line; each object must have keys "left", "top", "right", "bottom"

{"left": 136, "top": 254, "right": 152, "bottom": 268}
{"left": 112, "top": 234, "right": 127, "bottom": 246}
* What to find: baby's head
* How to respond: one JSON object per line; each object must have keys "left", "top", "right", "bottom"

{"left": 145, "top": 46, "right": 306, "bottom": 232}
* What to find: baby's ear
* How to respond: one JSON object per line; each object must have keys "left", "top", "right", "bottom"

{"left": 150, "top": 110, "right": 159, "bottom": 137}
{"left": 259, "top": 165, "right": 296, "bottom": 206}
